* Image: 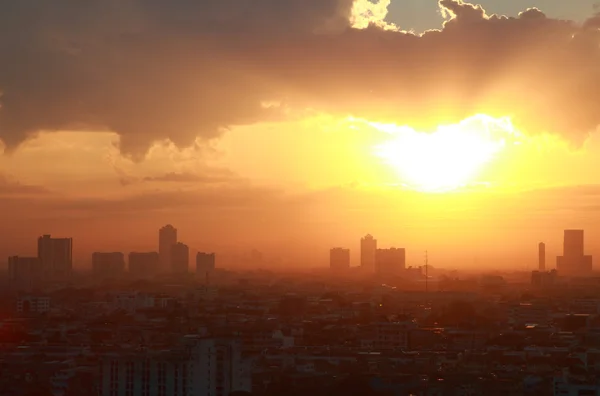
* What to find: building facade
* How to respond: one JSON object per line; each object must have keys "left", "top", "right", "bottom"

{"left": 8, "top": 256, "right": 42, "bottom": 291}
{"left": 99, "top": 338, "right": 251, "bottom": 396}
{"left": 158, "top": 225, "right": 177, "bottom": 273}
{"left": 360, "top": 234, "right": 377, "bottom": 272}
{"left": 37, "top": 234, "right": 73, "bottom": 279}
{"left": 556, "top": 230, "right": 592, "bottom": 276}
{"left": 196, "top": 253, "right": 216, "bottom": 275}
{"left": 375, "top": 248, "right": 406, "bottom": 276}
{"left": 171, "top": 243, "right": 189, "bottom": 274}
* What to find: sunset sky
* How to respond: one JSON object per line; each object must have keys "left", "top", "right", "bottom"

{"left": 2, "top": 0, "right": 600, "bottom": 270}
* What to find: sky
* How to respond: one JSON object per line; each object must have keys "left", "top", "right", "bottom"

{"left": 2, "top": 0, "right": 600, "bottom": 270}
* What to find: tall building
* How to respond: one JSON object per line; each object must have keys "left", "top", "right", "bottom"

{"left": 171, "top": 242, "right": 189, "bottom": 274}
{"left": 557, "top": 230, "right": 592, "bottom": 276}
{"left": 128, "top": 252, "right": 159, "bottom": 279}
{"left": 99, "top": 337, "right": 251, "bottom": 396}
{"left": 361, "top": 234, "right": 377, "bottom": 271}
{"left": 37, "top": 234, "right": 73, "bottom": 279}
{"left": 538, "top": 242, "right": 546, "bottom": 271}
{"left": 92, "top": 252, "right": 125, "bottom": 280}
{"left": 196, "top": 253, "right": 216, "bottom": 273}
{"left": 8, "top": 256, "right": 42, "bottom": 291}
{"left": 159, "top": 224, "right": 177, "bottom": 272}
{"left": 375, "top": 248, "right": 406, "bottom": 276}
{"left": 330, "top": 248, "right": 350, "bottom": 271}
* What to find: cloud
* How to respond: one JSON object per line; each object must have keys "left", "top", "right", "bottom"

{"left": 1, "top": 0, "right": 600, "bottom": 156}
{"left": 142, "top": 170, "right": 237, "bottom": 184}
{"left": 0, "top": 174, "right": 49, "bottom": 196}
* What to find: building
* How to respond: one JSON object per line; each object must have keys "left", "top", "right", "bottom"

{"left": 375, "top": 248, "right": 406, "bottom": 276}
{"left": 99, "top": 337, "right": 251, "bottom": 396}
{"left": 171, "top": 242, "right": 189, "bottom": 274}
{"left": 37, "top": 234, "right": 73, "bottom": 279}
{"left": 556, "top": 230, "right": 592, "bottom": 276}
{"left": 128, "top": 252, "right": 159, "bottom": 279}
{"left": 17, "top": 295, "right": 50, "bottom": 314}
{"left": 92, "top": 252, "right": 125, "bottom": 280}
{"left": 531, "top": 270, "right": 558, "bottom": 288}
{"left": 539, "top": 242, "right": 545, "bottom": 271}
{"left": 196, "top": 253, "right": 216, "bottom": 274}
{"left": 7, "top": 256, "right": 42, "bottom": 291}
{"left": 159, "top": 224, "right": 177, "bottom": 273}
{"left": 361, "top": 234, "right": 377, "bottom": 271}
{"left": 330, "top": 248, "right": 350, "bottom": 271}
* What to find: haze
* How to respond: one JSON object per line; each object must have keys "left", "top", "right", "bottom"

{"left": 2, "top": 0, "right": 600, "bottom": 271}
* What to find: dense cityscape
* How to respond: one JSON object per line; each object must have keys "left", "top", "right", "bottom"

{"left": 1, "top": 226, "right": 599, "bottom": 395}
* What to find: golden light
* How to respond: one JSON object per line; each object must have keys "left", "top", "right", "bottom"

{"left": 372, "top": 115, "right": 519, "bottom": 192}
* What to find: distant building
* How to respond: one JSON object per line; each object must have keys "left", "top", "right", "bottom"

{"left": 196, "top": 252, "right": 216, "bottom": 274}
{"left": 361, "top": 234, "right": 377, "bottom": 272}
{"left": 92, "top": 252, "right": 125, "bottom": 280}
{"left": 99, "top": 337, "right": 251, "bottom": 396}
{"left": 7, "top": 256, "right": 42, "bottom": 291}
{"left": 531, "top": 270, "right": 558, "bottom": 288}
{"left": 37, "top": 234, "right": 73, "bottom": 279}
{"left": 128, "top": 252, "right": 159, "bottom": 278}
{"left": 171, "top": 242, "right": 189, "bottom": 274}
{"left": 330, "top": 248, "right": 350, "bottom": 271}
{"left": 158, "top": 225, "right": 177, "bottom": 273}
{"left": 375, "top": 248, "right": 406, "bottom": 276}
{"left": 557, "top": 230, "right": 592, "bottom": 276}
{"left": 17, "top": 295, "right": 50, "bottom": 314}
{"left": 539, "top": 242, "right": 545, "bottom": 271}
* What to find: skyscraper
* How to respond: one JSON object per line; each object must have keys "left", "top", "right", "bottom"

{"left": 361, "top": 234, "right": 377, "bottom": 271}
{"left": 8, "top": 256, "right": 42, "bottom": 290}
{"left": 557, "top": 230, "right": 592, "bottom": 276}
{"left": 171, "top": 242, "right": 189, "bottom": 274}
{"left": 159, "top": 225, "right": 177, "bottom": 272}
{"left": 92, "top": 252, "right": 125, "bottom": 280}
{"left": 128, "top": 252, "right": 159, "bottom": 279}
{"left": 196, "top": 252, "right": 216, "bottom": 274}
{"left": 375, "top": 248, "right": 406, "bottom": 276}
{"left": 37, "top": 234, "right": 73, "bottom": 279}
{"left": 539, "top": 242, "right": 546, "bottom": 271}
{"left": 330, "top": 248, "right": 350, "bottom": 271}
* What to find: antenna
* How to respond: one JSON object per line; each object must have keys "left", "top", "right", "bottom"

{"left": 425, "top": 250, "right": 429, "bottom": 293}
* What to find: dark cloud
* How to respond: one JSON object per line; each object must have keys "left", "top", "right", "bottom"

{"left": 1, "top": 0, "right": 600, "bottom": 156}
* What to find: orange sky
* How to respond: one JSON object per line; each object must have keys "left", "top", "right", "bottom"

{"left": 2, "top": 1, "right": 600, "bottom": 270}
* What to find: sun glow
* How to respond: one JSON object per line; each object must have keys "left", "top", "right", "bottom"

{"left": 373, "top": 115, "right": 519, "bottom": 192}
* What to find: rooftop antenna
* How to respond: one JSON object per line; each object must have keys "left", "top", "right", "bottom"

{"left": 425, "top": 250, "right": 429, "bottom": 293}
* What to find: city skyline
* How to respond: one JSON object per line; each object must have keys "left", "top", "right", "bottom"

{"left": 4, "top": 1, "right": 600, "bottom": 270}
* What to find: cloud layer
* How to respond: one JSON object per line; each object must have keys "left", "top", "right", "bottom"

{"left": 1, "top": 0, "right": 599, "bottom": 156}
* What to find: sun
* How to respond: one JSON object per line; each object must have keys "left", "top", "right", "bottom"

{"left": 372, "top": 115, "right": 518, "bottom": 192}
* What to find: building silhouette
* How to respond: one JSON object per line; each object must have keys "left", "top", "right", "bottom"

{"left": 538, "top": 242, "right": 545, "bottom": 271}
{"left": 375, "top": 248, "right": 406, "bottom": 276}
{"left": 196, "top": 252, "right": 216, "bottom": 274}
{"left": 361, "top": 234, "right": 377, "bottom": 272}
{"left": 330, "top": 248, "right": 350, "bottom": 271}
{"left": 556, "top": 230, "right": 592, "bottom": 276}
{"left": 37, "top": 234, "right": 73, "bottom": 279}
{"left": 92, "top": 252, "right": 125, "bottom": 280}
{"left": 8, "top": 256, "right": 42, "bottom": 291}
{"left": 159, "top": 225, "right": 177, "bottom": 272}
{"left": 171, "top": 242, "right": 189, "bottom": 274}
{"left": 128, "top": 252, "right": 159, "bottom": 279}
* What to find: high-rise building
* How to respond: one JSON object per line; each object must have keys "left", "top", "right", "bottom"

{"left": 8, "top": 256, "right": 42, "bottom": 291}
{"left": 196, "top": 252, "right": 216, "bottom": 274}
{"left": 330, "top": 248, "right": 350, "bottom": 271}
{"left": 557, "top": 230, "right": 592, "bottom": 276}
{"left": 128, "top": 252, "right": 159, "bottom": 279}
{"left": 37, "top": 234, "right": 73, "bottom": 279}
{"left": 539, "top": 242, "right": 546, "bottom": 271}
{"left": 361, "top": 234, "right": 377, "bottom": 271}
{"left": 92, "top": 252, "right": 125, "bottom": 280}
{"left": 375, "top": 248, "right": 406, "bottom": 276}
{"left": 99, "top": 337, "right": 252, "bottom": 396}
{"left": 171, "top": 242, "right": 189, "bottom": 274}
{"left": 159, "top": 224, "right": 177, "bottom": 272}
